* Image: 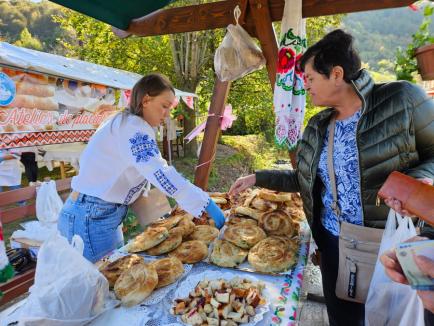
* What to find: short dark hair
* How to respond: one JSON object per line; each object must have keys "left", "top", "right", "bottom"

{"left": 300, "top": 29, "right": 361, "bottom": 82}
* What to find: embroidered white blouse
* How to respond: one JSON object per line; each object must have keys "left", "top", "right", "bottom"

{"left": 71, "top": 113, "right": 210, "bottom": 217}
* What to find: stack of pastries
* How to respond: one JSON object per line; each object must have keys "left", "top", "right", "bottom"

{"left": 210, "top": 188, "right": 305, "bottom": 273}
{"left": 126, "top": 209, "right": 219, "bottom": 264}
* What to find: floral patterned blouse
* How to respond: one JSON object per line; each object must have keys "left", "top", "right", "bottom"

{"left": 317, "top": 110, "right": 363, "bottom": 236}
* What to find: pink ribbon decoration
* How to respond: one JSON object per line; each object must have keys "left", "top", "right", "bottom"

{"left": 172, "top": 96, "right": 180, "bottom": 108}
{"left": 182, "top": 96, "right": 195, "bottom": 109}
{"left": 185, "top": 104, "right": 236, "bottom": 143}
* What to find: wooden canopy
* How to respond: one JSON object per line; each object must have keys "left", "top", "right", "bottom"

{"left": 52, "top": 0, "right": 414, "bottom": 190}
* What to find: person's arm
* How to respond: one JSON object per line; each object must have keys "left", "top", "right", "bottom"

{"left": 119, "top": 122, "right": 224, "bottom": 227}
{"left": 255, "top": 169, "right": 300, "bottom": 192}
{"left": 228, "top": 169, "right": 300, "bottom": 196}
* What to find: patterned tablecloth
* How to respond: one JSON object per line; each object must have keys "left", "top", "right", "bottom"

{"left": 91, "top": 225, "right": 311, "bottom": 326}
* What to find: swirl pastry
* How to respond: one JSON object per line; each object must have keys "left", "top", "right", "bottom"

{"left": 248, "top": 236, "right": 297, "bottom": 273}
{"left": 100, "top": 254, "right": 144, "bottom": 287}
{"left": 223, "top": 224, "right": 266, "bottom": 249}
{"left": 114, "top": 263, "right": 158, "bottom": 306}
{"left": 145, "top": 228, "right": 183, "bottom": 255}
{"left": 259, "top": 209, "right": 295, "bottom": 236}
{"left": 225, "top": 216, "right": 258, "bottom": 227}
{"left": 168, "top": 240, "right": 208, "bottom": 264}
{"left": 187, "top": 225, "right": 219, "bottom": 245}
{"left": 149, "top": 257, "right": 184, "bottom": 288}
{"left": 210, "top": 239, "right": 248, "bottom": 267}
{"left": 128, "top": 226, "right": 169, "bottom": 252}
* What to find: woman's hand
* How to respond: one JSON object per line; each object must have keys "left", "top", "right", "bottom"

{"left": 228, "top": 174, "right": 256, "bottom": 196}
{"left": 379, "top": 235, "right": 428, "bottom": 285}
{"left": 384, "top": 177, "right": 433, "bottom": 216}
{"left": 380, "top": 249, "right": 409, "bottom": 285}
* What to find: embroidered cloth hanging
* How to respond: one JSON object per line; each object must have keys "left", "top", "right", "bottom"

{"left": 273, "top": 0, "right": 307, "bottom": 150}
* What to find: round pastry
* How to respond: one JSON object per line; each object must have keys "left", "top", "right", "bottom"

{"left": 149, "top": 257, "right": 184, "bottom": 288}
{"left": 259, "top": 209, "right": 294, "bottom": 236}
{"left": 187, "top": 225, "right": 219, "bottom": 245}
{"left": 114, "top": 263, "right": 158, "bottom": 306}
{"left": 168, "top": 240, "right": 208, "bottom": 264}
{"left": 145, "top": 228, "right": 183, "bottom": 255}
{"left": 225, "top": 216, "right": 258, "bottom": 227}
{"left": 248, "top": 236, "right": 297, "bottom": 273}
{"left": 101, "top": 254, "right": 144, "bottom": 287}
{"left": 223, "top": 224, "right": 266, "bottom": 249}
{"left": 128, "top": 227, "right": 169, "bottom": 252}
{"left": 258, "top": 189, "right": 292, "bottom": 202}
{"left": 175, "top": 215, "right": 196, "bottom": 239}
{"left": 149, "top": 213, "right": 184, "bottom": 230}
{"left": 210, "top": 239, "right": 248, "bottom": 267}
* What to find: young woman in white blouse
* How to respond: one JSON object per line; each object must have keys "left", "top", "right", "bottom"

{"left": 58, "top": 74, "right": 225, "bottom": 263}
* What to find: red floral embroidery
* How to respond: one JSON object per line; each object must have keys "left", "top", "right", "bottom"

{"left": 277, "top": 47, "right": 303, "bottom": 75}
{"left": 277, "top": 48, "right": 295, "bottom": 73}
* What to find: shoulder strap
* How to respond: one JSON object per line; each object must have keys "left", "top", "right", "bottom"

{"left": 327, "top": 115, "right": 341, "bottom": 217}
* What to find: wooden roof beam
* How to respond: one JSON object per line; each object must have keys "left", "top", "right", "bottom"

{"left": 125, "top": 0, "right": 414, "bottom": 37}
{"left": 249, "top": 0, "right": 278, "bottom": 89}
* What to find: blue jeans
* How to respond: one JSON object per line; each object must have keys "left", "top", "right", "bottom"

{"left": 58, "top": 193, "right": 128, "bottom": 263}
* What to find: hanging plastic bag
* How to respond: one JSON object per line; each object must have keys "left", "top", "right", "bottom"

{"left": 214, "top": 6, "right": 266, "bottom": 81}
{"left": 35, "top": 180, "right": 64, "bottom": 225}
{"left": 365, "top": 209, "right": 425, "bottom": 326}
{"left": 2, "top": 234, "right": 116, "bottom": 326}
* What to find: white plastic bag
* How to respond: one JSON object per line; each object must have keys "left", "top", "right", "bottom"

{"left": 214, "top": 7, "right": 265, "bottom": 81}
{"left": 2, "top": 234, "right": 116, "bottom": 326}
{"left": 35, "top": 180, "right": 64, "bottom": 225}
{"left": 365, "top": 209, "right": 425, "bottom": 326}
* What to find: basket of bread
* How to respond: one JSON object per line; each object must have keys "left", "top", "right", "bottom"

{"left": 171, "top": 271, "right": 269, "bottom": 326}
{"left": 209, "top": 188, "right": 306, "bottom": 274}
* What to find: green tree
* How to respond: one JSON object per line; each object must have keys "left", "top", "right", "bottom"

{"left": 14, "top": 27, "right": 42, "bottom": 50}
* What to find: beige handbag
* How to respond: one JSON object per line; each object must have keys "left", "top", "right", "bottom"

{"left": 327, "top": 115, "right": 383, "bottom": 303}
{"left": 129, "top": 187, "right": 172, "bottom": 228}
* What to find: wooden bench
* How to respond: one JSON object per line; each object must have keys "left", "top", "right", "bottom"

{"left": 0, "top": 178, "right": 72, "bottom": 305}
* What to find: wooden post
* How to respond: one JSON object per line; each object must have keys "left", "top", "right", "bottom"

{"left": 59, "top": 161, "right": 66, "bottom": 179}
{"left": 249, "top": 0, "right": 278, "bottom": 89}
{"left": 194, "top": 79, "right": 231, "bottom": 190}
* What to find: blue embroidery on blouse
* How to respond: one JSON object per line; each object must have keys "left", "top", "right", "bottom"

{"left": 317, "top": 111, "right": 363, "bottom": 236}
{"left": 154, "top": 169, "right": 178, "bottom": 195}
{"left": 123, "top": 179, "right": 148, "bottom": 205}
{"left": 129, "top": 132, "right": 159, "bottom": 163}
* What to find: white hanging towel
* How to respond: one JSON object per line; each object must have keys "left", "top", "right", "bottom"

{"left": 273, "top": 0, "right": 307, "bottom": 150}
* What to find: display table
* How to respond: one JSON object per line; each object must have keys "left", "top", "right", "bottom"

{"left": 0, "top": 229, "right": 310, "bottom": 326}
{"left": 90, "top": 226, "right": 311, "bottom": 326}
{"left": 41, "top": 143, "right": 87, "bottom": 178}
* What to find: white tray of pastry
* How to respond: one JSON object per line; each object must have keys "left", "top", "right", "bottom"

{"left": 99, "top": 250, "right": 193, "bottom": 306}
{"left": 171, "top": 270, "right": 270, "bottom": 326}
